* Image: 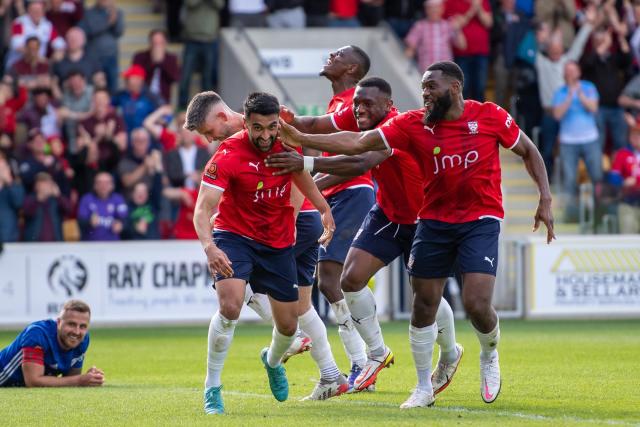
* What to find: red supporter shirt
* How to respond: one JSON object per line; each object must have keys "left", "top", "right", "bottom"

{"left": 378, "top": 100, "right": 520, "bottom": 223}
{"left": 332, "top": 106, "right": 423, "bottom": 224}
{"left": 330, "top": 0, "right": 358, "bottom": 18}
{"left": 611, "top": 148, "right": 640, "bottom": 200}
{"left": 322, "top": 87, "right": 373, "bottom": 199}
{"left": 444, "top": 0, "right": 491, "bottom": 56}
{"left": 201, "top": 130, "right": 295, "bottom": 248}
{"left": 173, "top": 188, "right": 199, "bottom": 239}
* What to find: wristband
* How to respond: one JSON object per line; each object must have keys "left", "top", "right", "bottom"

{"left": 303, "top": 156, "right": 315, "bottom": 172}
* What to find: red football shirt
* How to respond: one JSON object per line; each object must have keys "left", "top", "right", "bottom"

{"left": 201, "top": 130, "right": 295, "bottom": 248}
{"left": 322, "top": 87, "right": 373, "bottom": 199}
{"left": 332, "top": 106, "right": 423, "bottom": 224}
{"left": 444, "top": 0, "right": 491, "bottom": 56}
{"left": 611, "top": 148, "right": 640, "bottom": 199}
{"left": 378, "top": 100, "right": 521, "bottom": 223}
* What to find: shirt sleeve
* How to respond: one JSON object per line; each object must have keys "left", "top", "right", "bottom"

{"left": 331, "top": 105, "right": 358, "bottom": 131}
{"left": 115, "top": 194, "right": 128, "bottom": 219}
{"left": 201, "top": 146, "right": 233, "bottom": 192}
{"left": 19, "top": 327, "right": 49, "bottom": 365}
{"left": 491, "top": 103, "right": 521, "bottom": 149}
{"left": 551, "top": 87, "right": 566, "bottom": 107}
{"left": 404, "top": 21, "right": 422, "bottom": 49}
{"left": 583, "top": 82, "right": 599, "bottom": 101}
{"left": 377, "top": 113, "right": 412, "bottom": 152}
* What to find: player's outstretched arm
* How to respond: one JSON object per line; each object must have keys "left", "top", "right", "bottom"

{"left": 193, "top": 185, "right": 233, "bottom": 278}
{"left": 22, "top": 363, "right": 104, "bottom": 387}
{"left": 291, "top": 171, "right": 335, "bottom": 247}
{"left": 511, "top": 130, "right": 556, "bottom": 244}
{"left": 266, "top": 144, "right": 390, "bottom": 177}
{"left": 280, "top": 106, "right": 337, "bottom": 135}
{"left": 279, "top": 119, "right": 387, "bottom": 155}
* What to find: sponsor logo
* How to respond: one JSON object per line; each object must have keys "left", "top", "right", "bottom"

{"left": 249, "top": 161, "right": 260, "bottom": 172}
{"left": 505, "top": 115, "right": 513, "bottom": 128}
{"left": 48, "top": 255, "right": 88, "bottom": 296}
{"left": 432, "top": 149, "right": 479, "bottom": 175}
{"left": 467, "top": 121, "right": 478, "bottom": 134}
{"left": 484, "top": 256, "right": 495, "bottom": 267}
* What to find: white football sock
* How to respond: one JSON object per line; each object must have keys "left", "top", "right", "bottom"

{"left": 331, "top": 299, "right": 367, "bottom": 368}
{"left": 205, "top": 311, "right": 237, "bottom": 388}
{"left": 409, "top": 323, "right": 437, "bottom": 394}
{"left": 475, "top": 319, "right": 500, "bottom": 360}
{"left": 344, "top": 287, "right": 385, "bottom": 358}
{"left": 267, "top": 327, "right": 295, "bottom": 367}
{"left": 244, "top": 285, "right": 272, "bottom": 322}
{"left": 435, "top": 297, "right": 458, "bottom": 364}
{"left": 298, "top": 307, "right": 341, "bottom": 380}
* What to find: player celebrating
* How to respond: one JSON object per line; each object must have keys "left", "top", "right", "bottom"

{"left": 185, "top": 91, "right": 350, "bottom": 402}
{"left": 267, "top": 77, "right": 463, "bottom": 394}
{"left": 287, "top": 45, "right": 374, "bottom": 388}
{"left": 192, "top": 92, "right": 339, "bottom": 415}
{"left": 277, "top": 61, "right": 555, "bottom": 408}
{"left": 0, "top": 300, "right": 104, "bottom": 387}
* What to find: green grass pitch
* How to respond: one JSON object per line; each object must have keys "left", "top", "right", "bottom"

{"left": 1, "top": 319, "right": 639, "bottom": 426}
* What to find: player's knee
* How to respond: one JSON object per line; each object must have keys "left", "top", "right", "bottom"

{"left": 276, "top": 322, "right": 297, "bottom": 337}
{"left": 218, "top": 300, "right": 243, "bottom": 320}
{"left": 463, "top": 298, "right": 490, "bottom": 319}
{"left": 318, "top": 279, "right": 341, "bottom": 301}
{"left": 340, "top": 268, "right": 366, "bottom": 293}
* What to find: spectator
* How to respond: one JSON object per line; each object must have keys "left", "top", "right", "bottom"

{"left": 77, "top": 171, "right": 127, "bottom": 241}
{"left": 552, "top": 61, "right": 602, "bottom": 209}
{"left": 385, "top": 0, "right": 423, "bottom": 40}
{"left": 328, "top": 0, "right": 360, "bottom": 27}
{"left": 609, "top": 123, "right": 640, "bottom": 233}
{"left": 228, "top": 0, "right": 267, "bottom": 27}
{"left": 78, "top": 88, "right": 127, "bottom": 151}
{"left": 58, "top": 70, "right": 93, "bottom": 151}
{"left": 46, "top": 0, "right": 83, "bottom": 38}
{"left": 535, "top": 10, "right": 595, "bottom": 179}
{"left": 178, "top": 0, "right": 224, "bottom": 108}
{"left": 51, "top": 27, "right": 102, "bottom": 96}
{"left": 0, "top": 74, "right": 28, "bottom": 142}
{"left": 358, "top": 0, "right": 384, "bottom": 27}
{"left": 581, "top": 27, "right": 631, "bottom": 152}
{"left": 0, "top": 150, "right": 24, "bottom": 243}
{"left": 112, "top": 65, "right": 160, "bottom": 137}
{"left": 165, "top": 0, "right": 183, "bottom": 41}
{"left": 9, "top": 36, "right": 49, "bottom": 90}
{"left": 617, "top": 66, "right": 640, "bottom": 125}
{"left": 6, "top": 0, "right": 65, "bottom": 69}
{"left": 18, "top": 127, "right": 69, "bottom": 195}
{"left": 535, "top": 0, "right": 575, "bottom": 50}
{"left": 117, "top": 127, "right": 163, "bottom": 201}
{"left": 18, "top": 86, "right": 60, "bottom": 139}
{"left": 444, "top": 0, "right": 493, "bottom": 102}
{"left": 122, "top": 180, "right": 161, "bottom": 240}
{"left": 162, "top": 181, "right": 199, "bottom": 239}
{"left": 162, "top": 117, "right": 208, "bottom": 189}
{"left": 132, "top": 29, "right": 180, "bottom": 105}
{"left": 405, "top": 0, "right": 466, "bottom": 74}
{"left": 491, "top": 0, "right": 531, "bottom": 109}
{"left": 79, "top": 0, "right": 124, "bottom": 94}
{"left": 265, "top": 0, "right": 305, "bottom": 28}
{"left": 22, "top": 171, "right": 72, "bottom": 241}
{"left": 304, "top": 0, "right": 329, "bottom": 27}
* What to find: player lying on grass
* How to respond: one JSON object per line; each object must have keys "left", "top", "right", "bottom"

{"left": 0, "top": 299, "right": 104, "bottom": 387}
{"left": 186, "top": 91, "right": 350, "bottom": 402}
{"left": 266, "top": 76, "right": 463, "bottom": 395}
{"left": 276, "top": 61, "right": 555, "bottom": 408}
{"left": 193, "top": 92, "right": 345, "bottom": 414}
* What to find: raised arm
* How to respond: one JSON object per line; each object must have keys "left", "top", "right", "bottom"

{"left": 280, "top": 106, "right": 338, "bottom": 135}
{"left": 510, "top": 130, "right": 555, "bottom": 243}
{"left": 291, "top": 171, "right": 335, "bottom": 247}
{"left": 279, "top": 119, "right": 387, "bottom": 155}
{"left": 193, "top": 184, "right": 233, "bottom": 277}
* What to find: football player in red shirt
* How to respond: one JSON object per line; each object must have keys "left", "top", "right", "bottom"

{"left": 278, "top": 61, "right": 555, "bottom": 408}
{"left": 191, "top": 92, "right": 343, "bottom": 414}
{"left": 267, "top": 77, "right": 463, "bottom": 395}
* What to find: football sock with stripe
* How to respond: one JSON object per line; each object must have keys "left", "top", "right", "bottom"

{"left": 331, "top": 299, "right": 367, "bottom": 368}
{"left": 298, "top": 307, "right": 341, "bottom": 380}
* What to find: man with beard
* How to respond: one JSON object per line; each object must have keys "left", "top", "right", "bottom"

{"left": 192, "top": 92, "right": 338, "bottom": 414}
{"left": 266, "top": 77, "right": 463, "bottom": 394}
{"left": 277, "top": 61, "right": 555, "bottom": 408}
{"left": 0, "top": 300, "right": 104, "bottom": 387}
{"left": 286, "top": 45, "right": 374, "bottom": 389}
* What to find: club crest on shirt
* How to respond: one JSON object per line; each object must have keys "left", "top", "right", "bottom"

{"left": 467, "top": 121, "right": 479, "bottom": 134}
{"left": 205, "top": 162, "right": 217, "bottom": 180}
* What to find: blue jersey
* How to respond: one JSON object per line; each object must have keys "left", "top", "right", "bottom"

{"left": 0, "top": 319, "right": 89, "bottom": 387}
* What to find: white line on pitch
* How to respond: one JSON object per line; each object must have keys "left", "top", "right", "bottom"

{"left": 224, "top": 390, "right": 638, "bottom": 426}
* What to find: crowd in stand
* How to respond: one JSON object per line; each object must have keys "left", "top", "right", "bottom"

{"left": 0, "top": 0, "right": 639, "bottom": 244}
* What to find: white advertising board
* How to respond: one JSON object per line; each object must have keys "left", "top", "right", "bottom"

{"left": 259, "top": 48, "right": 330, "bottom": 77}
{"left": 0, "top": 241, "right": 263, "bottom": 326}
{"left": 525, "top": 236, "right": 640, "bottom": 318}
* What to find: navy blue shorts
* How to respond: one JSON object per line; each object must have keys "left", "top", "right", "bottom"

{"left": 351, "top": 205, "right": 417, "bottom": 265}
{"left": 213, "top": 231, "right": 298, "bottom": 302}
{"left": 319, "top": 187, "right": 374, "bottom": 264}
{"left": 294, "top": 211, "right": 323, "bottom": 286}
{"left": 408, "top": 218, "right": 500, "bottom": 279}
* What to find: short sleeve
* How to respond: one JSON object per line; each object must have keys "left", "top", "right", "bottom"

{"left": 377, "top": 113, "right": 412, "bottom": 152}
{"left": 551, "top": 87, "right": 566, "bottom": 107}
{"left": 404, "top": 21, "right": 422, "bottom": 49}
{"left": 19, "top": 326, "right": 49, "bottom": 355}
{"left": 331, "top": 105, "right": 358, "bottom": 131}
{"left": 583, "top": 82, "right": 599, "bottom": 101}
{"left": 201, "top": 145, "right": 233, "bottom": 192}
{"left": 491, "top": 104, "right": 521, "bottom": 149}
